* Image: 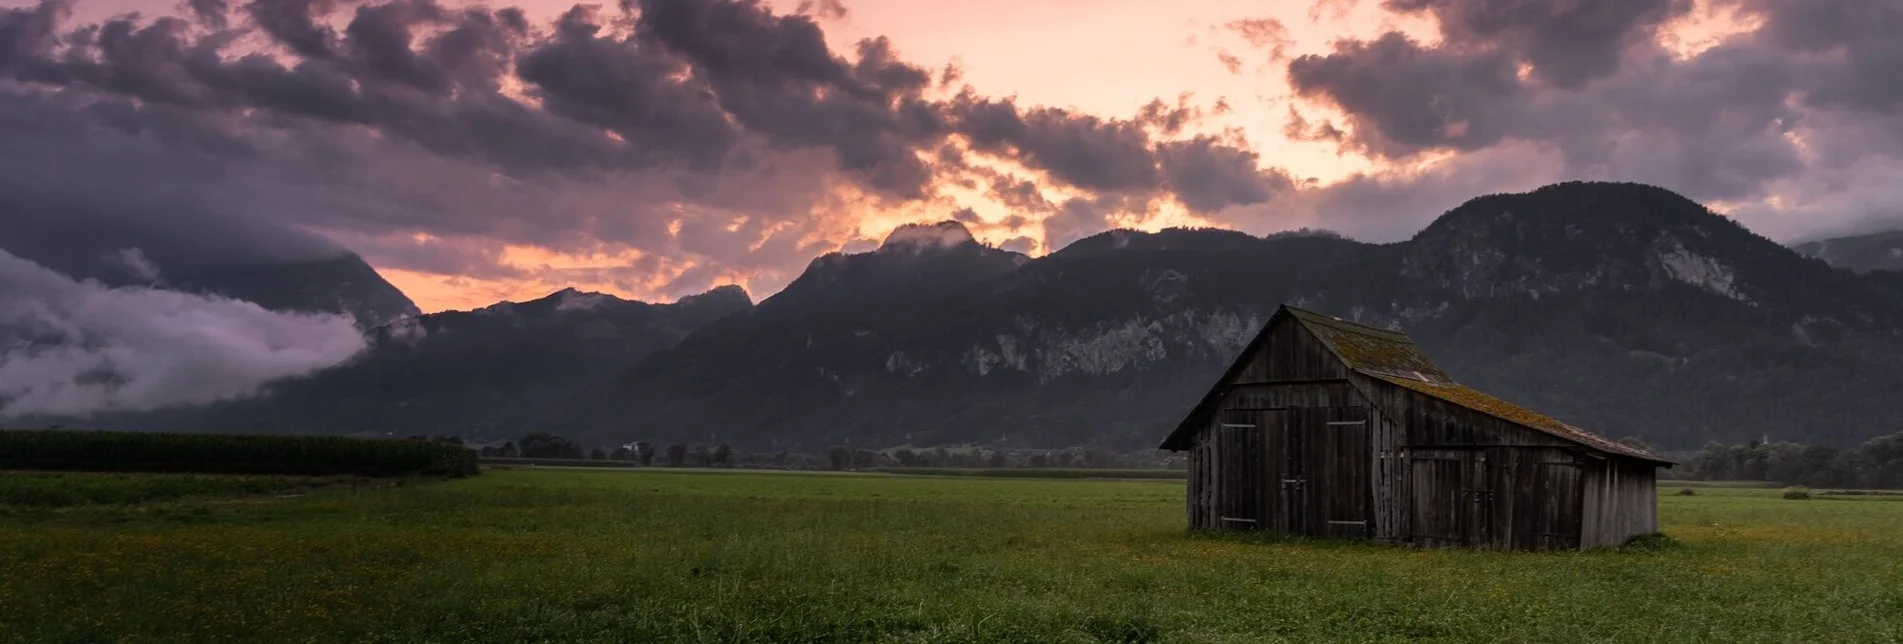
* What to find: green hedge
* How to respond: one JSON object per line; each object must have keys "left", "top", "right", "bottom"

{"left": 0, "top": 430, "right": 478, "bottom": 478}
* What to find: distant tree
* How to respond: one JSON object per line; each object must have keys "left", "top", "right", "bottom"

{"left": 986, "top": 450, "right": 1006, "bottom": 468}
{"left": 1796, "top": 444, "right": 1845, "bottom": 487}
{"left": 933, "top": 448, "right": 950, "bottom": 467}
{"left": 1854, "top": 433, "right": 1903, "bottom": 489}
{"left": 499, "top": 441, "right": 520, "bottom": 458}
{"left": 1695, "top": 441, "right": 1730, "bottom": 480}
{"left": 693, "top": 445, "right": 711, "bottom": 466}
{"left": 666, "top": 443, "right": 688, "bottom": 467}
{"left": 479, "top": 446, "right": 496, "bottom": 457}
{"left": 610, "top": 446, "right": 633, "bottom": 461}
{"left": 826, "top": 447, "right": 851, "bottom": 471}
{"left": 894, "top": 449, "right": 918, "bottom": 467}
{"left": 854, "top": 449, "right": 878, "bottom": 469}
{"left": 518, "top": 432, "right": 583, "bottom": 459}
{"left": 589, "top": 447, "right": 607, "bottom": 460}
{"left": 634, "top": 441, "right": 655, "bottom": 466}
{"left": 774, "top": 451, "right": 789, "bottom": 467}
{"left": 1055, "top": 451, "right": 1075, "bottom": 467}
{"left": 712, "top": 442, "right": 733, "bottom": 467}
{"left": 1028, "top": 453, "right": 1048, "bottom": 468}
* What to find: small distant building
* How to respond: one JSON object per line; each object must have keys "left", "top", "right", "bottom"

{"left": 1159, "top": 305, "right": 1673, "bottom": 551}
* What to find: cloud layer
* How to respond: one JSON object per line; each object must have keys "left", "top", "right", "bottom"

{"left": 0, "top": 249, "right": 367, "bottom": 418}
{"left": 1, "top": 0, "right": 1900, "bottom": 313}
{"left": 0, "top": 0, "right": 1292, "bottom": 308}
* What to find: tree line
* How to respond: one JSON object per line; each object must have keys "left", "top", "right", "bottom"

{"left": 473, "top": 432, "right": 1180, "bottom": 471}
{"left": 1655, "top": 432, "right": 1903, "bottom": 489}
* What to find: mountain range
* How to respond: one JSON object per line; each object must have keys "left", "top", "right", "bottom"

{"left": 1794, "top": 231, "right": 1903, "bottom": 274}
{"left": 26, "top": 182, "right": 1903, "bottom": 452}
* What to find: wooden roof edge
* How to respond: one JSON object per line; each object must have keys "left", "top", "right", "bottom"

{"left": 1156, "top": 308, "right": 1295, "bottom": 451}
{"left": 1280, "top": 305, "right": 1416, "bottom": 343}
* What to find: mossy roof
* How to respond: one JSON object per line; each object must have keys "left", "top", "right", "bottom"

{"left": 1162, "top": 305, "right": 1671, "bottom": 465}
{"left": 1283, "top": 308, "right": 1453, "bottom": 383}
{"left": 1363, "top": 372, "right": 1667, "bottom": 464}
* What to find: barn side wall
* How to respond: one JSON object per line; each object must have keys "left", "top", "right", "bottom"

{"left": 1580, "top": 458, "right": 1660, "bottom": 549}
{"left": 1352, "top": 374, "right": 1658, "bottom": 551}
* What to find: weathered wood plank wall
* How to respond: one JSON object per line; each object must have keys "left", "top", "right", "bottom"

{"left": 1182, "top": 314, "right": 1660, "bottom": 551}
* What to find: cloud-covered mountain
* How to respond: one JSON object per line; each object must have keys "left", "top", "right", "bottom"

{"left": 0, "top": 250, "right": 369, "bottom": 418}
{"left": 74, "top": 284, "right": 753, "bottom": 437}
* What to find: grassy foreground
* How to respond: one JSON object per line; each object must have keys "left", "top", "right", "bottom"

{"left": 2, "top": 470, "right": 1900, "bottom": 643}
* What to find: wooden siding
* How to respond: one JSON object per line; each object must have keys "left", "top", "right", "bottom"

{"left": 1580, "top": 458, "right": 1659, "bottom": 548}
{"left": 1234, "top": 318, "right": 1349, "bottom": 383}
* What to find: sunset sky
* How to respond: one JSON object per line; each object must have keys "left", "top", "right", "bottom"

{"left": 3, "top": 0, "right": 1899, "bottom": 312}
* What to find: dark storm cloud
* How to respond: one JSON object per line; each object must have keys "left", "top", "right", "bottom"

{"left": 949, "top": 93, "right": 1281, "bottom": 213}
{"left": 1156, "top": 135, "right": 1293, "bottom": 214}
{"left": 185, "top": 0, "right": 230, "bottom": 29}
{"left": 1735, "top": 0, "right": 1903, "bottom": 113}
{"left": 1287, "top": 32, "right": 1522, "bottom": 157}
{"left": 1260, "top": 0, "right": 1903, "bottom": 242}
{"left": 952, "top": 95, "right": 1162, "bottom": 194}
{"left": 245, "top": 0, "right": 345, "bottom": 60}
{"left": 1384, "top": 0, "right": 1691, "bottom": 87}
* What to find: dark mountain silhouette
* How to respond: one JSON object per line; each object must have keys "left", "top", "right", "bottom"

{"left": 564, "top": 182, "right": 1903, "bottom": 451}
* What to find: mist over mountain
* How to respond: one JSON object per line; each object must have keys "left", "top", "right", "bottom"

{"left": 1794, "top": 231, "right": 1903, "bottom": 274}
{"left": 77, "top": 285, "right": 754, "bottom": 437}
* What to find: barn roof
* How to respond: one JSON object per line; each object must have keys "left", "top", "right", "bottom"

{"left": 1361, "top": 373, "right": 1666, "bottom": 463}
{"left": 1283, "top": 307, "right": 1454, "bottom": 384}
{"left": 1159, "top": 305, "right": 1671, "bottom": 465}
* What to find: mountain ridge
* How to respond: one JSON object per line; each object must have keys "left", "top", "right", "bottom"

{"left": 566, "top": 181, "right": 1903, "bottom": 451}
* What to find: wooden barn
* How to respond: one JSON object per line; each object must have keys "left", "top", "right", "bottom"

{"left": 1159, "top": 305, "right": 1673, "bottom": 551}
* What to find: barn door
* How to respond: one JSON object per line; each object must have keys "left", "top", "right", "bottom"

{"left": 1215, "top": 410, "right": 1268, "bottom": 531}
{"left": 1313, "top": 407, "right": 1373, "bottom": 539}
{"left": 1279, "top": 410, "right": 1309, "bottom": 536}
{"left": 1531, "top": 455, "right": 1584, "bottom": 550}
{"left": 1408, "top": 450, "right": 1490, "bottom": 547}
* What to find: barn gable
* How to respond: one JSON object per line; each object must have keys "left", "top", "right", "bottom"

{"left": 1161, "top": 305, "right": 1670, "bottom": 466}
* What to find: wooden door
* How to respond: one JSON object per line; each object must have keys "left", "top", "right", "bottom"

{"left": 1313, "top": 407, "right": 1373, "bottom": 539}
{"left": 1278, "top": 410, "right": 1308, "bottom": 536}
{"left": 1215, "top": 409, "right": 1283, "bottom": 531}
{"left": 1408, "top": 449, "right": 1490, "bottom": 547}
{"left": 1530, "top": 456, "right": 1583, "bottom": 550}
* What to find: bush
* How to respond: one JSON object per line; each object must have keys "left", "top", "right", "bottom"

{"left": 1782, "top": 486, "right": 1811, "bottom": 500}
{"left": 1677, "top": 487, "right": 1696, "bottom": 496}
{"left": 0, "top": 430, "right": 478, "bottom": 478}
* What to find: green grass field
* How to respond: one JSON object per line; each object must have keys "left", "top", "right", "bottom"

{"left": 2, "top": 469, "right": 1900, "bottom": 643}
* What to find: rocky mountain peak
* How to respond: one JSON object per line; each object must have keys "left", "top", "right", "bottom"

{"left": 1401, "top": 181, "right": 1803, "bottom": 303}
{"left": 878, "top": 221, "right": 977, "bottom": 253}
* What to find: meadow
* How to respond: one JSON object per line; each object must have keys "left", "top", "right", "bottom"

{"left": 1, "top": 468, "right": 1899, "bottom": 643}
